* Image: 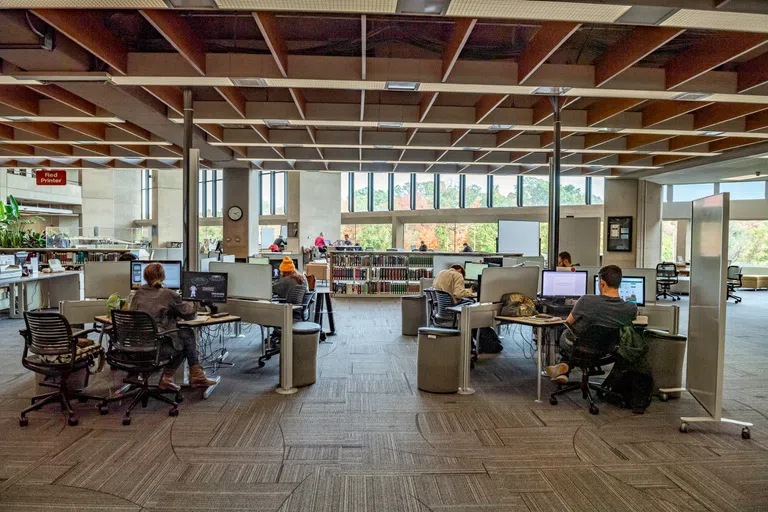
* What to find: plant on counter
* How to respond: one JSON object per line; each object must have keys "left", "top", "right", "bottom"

{"left": 0, "top": 195, "right": 46, "bottom": 248}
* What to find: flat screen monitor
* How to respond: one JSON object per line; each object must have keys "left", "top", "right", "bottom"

{"left": 594, "top": 275, "right": 645, "bottom": 307}
{"left": 182, "top": 271, "right": 228, "bottom": 303}
{"left": 464, "top": 262, "right": 488, "bottom": 281}
{"left": 541, "top": 270, "right": 587, "bottom": 298}
{"left": 130, "top": 260, "right": 182, "bottom": 290}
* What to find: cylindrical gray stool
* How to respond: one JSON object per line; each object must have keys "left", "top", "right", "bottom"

{"left": 290, "top": 321, "right": 321, "bottom": 387}
{"left": 647, "top": 329, "right": 687, "bottom": 400}
{"left": 417, "top": 327, "right": 462, "bottom": 393}
{"left": 402, "top": 295, "right": 427, "bottom": 336}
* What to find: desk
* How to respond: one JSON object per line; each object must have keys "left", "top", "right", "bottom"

{"left": 0, "top": 271, "right": 82, "bottom": 318}
{"left": 496, "top": 315, "right": 566, "bottom": 402}
{"left": 313, "top": 286, "right": 336, "bottom": 340}
{"left": 94, "top": 313, "right": 240, "bottom": 399}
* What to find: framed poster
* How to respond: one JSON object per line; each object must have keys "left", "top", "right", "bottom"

{"left": 607, "top": 216, "right": 632, "bottom": 252}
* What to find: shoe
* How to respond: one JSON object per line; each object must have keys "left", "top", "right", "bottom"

{"left": 158, "top": 369, "right": 180, "bottom": 392}
{"left": 545, "top": 363, "right": 569, "bottom": 379}
{"left": 189, "top": 365, "right": 218, "bottom": 388}
{"left": 552, "top": 374, "right": 568, "bottom": 384}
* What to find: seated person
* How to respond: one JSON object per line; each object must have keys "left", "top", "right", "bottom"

{"left": 314, "top": 232, "right": 327, "bottom": 254}
{"left": 343, "top": 234, "right": 353, "bottom": 246}
{"left": 434, "top": 264, "right": 475, "bottom": 304}
{"left": 418, "top": 240, "right": 428, "bottom": 252}
{"left": 557, "top": 251, "right": 573, "bottom": 267}
{"left": 546, "top": 265, "right": 637, "bottom": 383}
{"left": 273, "top": 236, "right": 286, "bottom": 251}
{"left": 272, "top": 257, "right": 308, "bottom": 300}
{"left": 462, "top": 242, "right": 473, "bottom": 253}
{"left": 130, "top": 263, "right": 217, "bottom": 391}
{"left": 118, "top": 252, "right": 138, "bottom": 261}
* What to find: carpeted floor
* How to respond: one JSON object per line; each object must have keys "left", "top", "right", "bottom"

{"left": 0, "top": 293, "right": 766, "bottom": 511}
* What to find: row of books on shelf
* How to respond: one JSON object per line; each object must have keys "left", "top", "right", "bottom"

{"left": 332, "top": 267, "right": 434, "bottom": 281}
{"left": 332, "top": 281, "right": 416, "bottom": 295}
{"left": 332, "top": 253, "right": 434, "bottom": 268}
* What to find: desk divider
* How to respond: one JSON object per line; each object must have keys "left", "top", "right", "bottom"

{"left": 458, "top": 303, "right": 502, "bottom": 395}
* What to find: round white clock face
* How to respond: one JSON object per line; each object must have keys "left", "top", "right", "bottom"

{"left": 227, "top": 205, "right": 243, "bottom": 221}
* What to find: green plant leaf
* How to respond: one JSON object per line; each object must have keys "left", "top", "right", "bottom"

{"left": 8, "top": 195, "right": 19, "bottom": 219}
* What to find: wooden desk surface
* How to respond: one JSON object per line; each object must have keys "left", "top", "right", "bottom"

{"left": 95, "top": 313, "right": 241, "bottom": 327}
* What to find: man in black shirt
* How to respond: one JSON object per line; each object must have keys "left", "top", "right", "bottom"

{"left": 462, "top": 243, "right": 473, "bottom": 252}
{"left": 273, "top": 236, "right": 286, "bottom": 251}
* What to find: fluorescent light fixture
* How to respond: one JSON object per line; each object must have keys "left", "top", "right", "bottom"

{"left": 488, "top": 124, "right": 515, "bottom": 131}
{"left": 231, "top": 77, "right": 268, "bottom": 87}
{"left": 615, "top": 5, "right": 678, "bottom": 26}
{"left": 597, "top": 127, "right": 621, "bottom": 133}
{"left": 673, "top": 92, "right": 712, "bottom": 101}
{"left": 374, "top": 145, "right": 394, "bottom": 149}
{"left": 702, "top": 131, "right": 725, "bottom": 136}
{"left": 2, "top": 116, "right": 124, "bottom": 123}
{"left": 10, "top": 71, "right": 113, "bottom": 84}
{"left": 283, "top": 144, "right": 304, "bottom": 148}
{"left": 165, "top": 0, "right": 217, "bottom": 7}
{"left": 463, "top": 147, "right": 481, "bottom": 151}
{"left": 532, "top": 86, "right": 571, "bottom": 96}
{"left": 19, "top": 205, "right": 74, "bottom": 215}
{"left": 373, "top": 160, "right": 387, "bottom": 163}
{"left": 396, "top": 0, "right": 451, "bottom": 15}
{"left": 264, "top": 119, "right": 291, "bottom": 128}
{"left": 724, "top": 173, "right": 765, "bottom": 181}
{"left": 378, "top": 121, "right": 404, "bottom": 128}
{"left": 385, "top": 81, "right": 420, "bottom": 91}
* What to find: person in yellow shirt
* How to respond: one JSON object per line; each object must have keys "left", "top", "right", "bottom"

{"left": 433, "top": 265, "right": 475, "bottom": 304}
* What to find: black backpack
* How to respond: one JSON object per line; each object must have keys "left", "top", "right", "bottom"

{"left": 477, "top": 327, "right": 503, "bottom": 354}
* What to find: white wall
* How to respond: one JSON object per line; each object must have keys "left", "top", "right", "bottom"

{"left": 299, "top": 172, "right": 341, "bottom": 246}
{"left": 664, "top": 198, "right": 768, "bottom": 221}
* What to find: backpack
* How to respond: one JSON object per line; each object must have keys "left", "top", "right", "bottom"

{"left": 477, "top": 327, "right": 503, "bottom": 354}
{"left": 499, "top": 293, "right": 536, "bottom": 317}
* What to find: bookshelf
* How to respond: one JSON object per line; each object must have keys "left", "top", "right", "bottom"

{"left": 330, "top": 250, "right": 434, "bottom": 297}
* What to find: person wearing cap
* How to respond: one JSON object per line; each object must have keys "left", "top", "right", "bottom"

{"left": 272, "top": 256, "right": 307, "bottom": 299}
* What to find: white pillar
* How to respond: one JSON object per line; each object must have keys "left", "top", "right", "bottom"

{"left": 223, "top": 168, "right": 260, "bottom": 259}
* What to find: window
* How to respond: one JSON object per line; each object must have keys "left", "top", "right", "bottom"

{"left": 261, "top": 172, "right": 271, "bottom": 215}
{"left": 404, "top": 222, "right": 498, "bottom": 252}
{"left": 590, "top": 177, "right": 605, "bottom": 205}
{"left": 719, "top": 181, "right": 766, "bottom": 201}
{"left": 199, "top": 169, "right": 222, "bottom": 218}
{"left": 353, "top": 172, "right": 369, "bottom": 212}
{"left": 662, "top": 185, "right": 668, "bottom": 202}
{"left": 730, "top": 220, "right": 768, "bottom": 266}
{"left": 661, "top": 220, "right": 677, "bottom": 262}
{"left": 199, "top": 226, "right": 223, "bottom": 247}
{"left": 438, "top": 174, "right": 460, "bottom": 209}
{"left": 464, "top": 175, "right": 487, "bottom": 208}
{"left": 560, "top": 177, "right": 586, "bottom": 205}
{"left": 522, "top": 176, "right": 549, "bottom": 206}
{"left": 260, "top": 225, "right": 286, "bottom": 248}
{"left": 393, "top": 173, "right": 411, "bottom": 210}
{"left": 341, "top": 172, "right": 350, "bottom": 213}
{"left": 341, "top": 224, "right": 392, "bottom": 250}
{"left": 672, "top": 183, "right": 714, "bottom": 202}
{"left": 274, "top": 172, "right": 285, "bottom": 215}
{"left": 259, "top": 171, "right": 287, "bottom": 216}
{"left": 372, "top": 173, "right": 389, "bottom": 211}
{"left": 492, "top": 176, "right": 517, "bottom": 207}
{"left": 414, "top": 174, "right": 435, "bottom": 209}
{"left": 140, "top": 169, "right": 152, "bottom": 220}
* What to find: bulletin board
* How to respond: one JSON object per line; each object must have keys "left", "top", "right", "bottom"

{"left": 607, "top": 216, "right": 632, "bottom": 252}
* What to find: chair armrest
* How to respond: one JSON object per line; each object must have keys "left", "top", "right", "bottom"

{"left": 72, "top": 328, "right": 99, "bottom": 339}
{"left": 157, "top": 328, "right": 180, "bottom": 337}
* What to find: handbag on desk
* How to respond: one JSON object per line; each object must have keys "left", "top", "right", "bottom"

{"left": 499, "top": 293, "right": 536, "bottom": 318}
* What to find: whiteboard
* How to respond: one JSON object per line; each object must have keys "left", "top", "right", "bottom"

{"left": 498, "top": 220, "right": 540, "bottom": 256}
{"left": 209, "top": 262, "right": 272, "bottom": 300}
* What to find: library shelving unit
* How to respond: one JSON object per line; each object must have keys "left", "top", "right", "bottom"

{"left": 0, "top": 247, "right": 132, "bottom": 266}
{"left": 330, "top": 250, "right": 434, "bottom": 297}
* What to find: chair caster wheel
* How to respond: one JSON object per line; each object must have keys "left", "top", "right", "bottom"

{"left": 258, "top": 361, "right": 265, "bottom": 368}
{"left": 175, "top": 393, "right": 184, "bottom": 403}
{"left": 122, "top": 417, "right": 131, "bottom": 426}
{"left": 99, "top": 407, "right": 109, "bottom": 415}
{"left": 168, "top": 407, "right": 179, "bottom": 417}
{"left": 67, "top": 416, "right": 79, "bottom": 427}
{"left": 742, "top": 427, "right": 751, "bottom": 440}
{"left": 549, "top": 397, "right": 558, "bottom": 405}
{"left": 589, "top": 404, "right": 599, "bottom": 415}
{"left": 659, "top": 392, "right": 668, "bottom": 402}
{"left": 679, "top": 422, "right": 689, "bottom": 433}
{"left": 19, "top": 416, "right": 28, "bottom": 427}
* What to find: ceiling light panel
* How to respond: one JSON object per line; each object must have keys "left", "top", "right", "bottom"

{"left": 0, "top": 0, "right": 165, "bottom": 5}
{"left": 111, "top": 77, "right": 234, "bottom": 86}
{"left": 446, "top": 0, "right": 630, "bottom": 23}
{"left": 661, "top": 9, "right": 768, "bottom": 34}
{"left": 396, "top": 0, "right": 450, "bottom": 15}
{"left": 264, "top": 78, "right": 387, "bottom": 90}
{"left": 214, "top": 0, "right": 397, "bottom": 13}
{"left": 385, "top": 81, "right": 420, "bottom": 91}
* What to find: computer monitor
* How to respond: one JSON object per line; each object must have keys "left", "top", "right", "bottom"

{"left": 130, "top": 260, "right": 182, "bottom": 290}
{"left": 594, "top": 275, "right": 645, "bottom": 307}
{"left": 464, "top": 262, "right": 488, "bottom": 281}
{"left": 182, "top": 271, "right": 228, "bottom": 303}
{"left": 541, "top": 270, "right": 588, "bottom": 298}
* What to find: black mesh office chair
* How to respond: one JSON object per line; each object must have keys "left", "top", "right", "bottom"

{"left": 727, "top": 265, "right": 742, "bottom": 304}
{"left": 19, "top": 312, "right": 105, "bottom": 427}
{"left": 424, "top": 288, "right": 437, "bottom": 326}
{"left": 98, "top": 310, "right": 183, "bottom": 425}
{"left": 655, "top": 262, "right": 680, "bottom": 301}
{"left": 549, "top": 325, "right": 623, "bottom": 415}
{"left": 433, "top": 289, "right": 459, "bottom": 328}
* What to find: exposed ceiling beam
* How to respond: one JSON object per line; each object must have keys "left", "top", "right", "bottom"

{"left": 693, "top": 102, "right": 768, "bottom": 129}
{"left": 653, "top": 154, "right": 693, "bottom": 166}
{"left": 215, "top": 86, "right": 247, "bottom": 118}
{"left": 475, "top": 94, "right": 508, "bottom": 123}
{"left": 518, "top": 22, "right": 581, "bottom": 84}
{"left": 56, "top": 122, "right": 105, "bottom": 140}
{"left": 586, "top": 98, "right": 645, "bottom": 126}
{"left": 737, "top": 50, "right": 768, "bottom": 93}
{"left": 709, "top": 137, "right": 765, "bottom": 152}
{"left": 112, "top": 120, "right": 151, "bottom": 141}
{"left": 641, "top": 100, "right": 712, "bottom": 127}
{"left": 140, "top": 10, "right": 206, "bottom": 76}
{"left": 0, "top": 125, "right": 13, "bottom": 141}
{"left": 3, "top": 122, "right": 58, "bottom": 140}
{"left": 31, "top": 9, "right": 129, "bottom": 75}
{"left": 667, "top": 135, "right": 724, "bottom": 151}
{"left": 625, "top": 133, "right": 673, "bottom": 150}
{"left": 142, "top": 86, "right": 184, "bottom": 116}
{"left": 746, "top": 110, "right": 768, "bottom": 132}
{"left": 253, "top": 12, "right": 288, "bottom": 76}
{"left": 594, "top": 27, "right": 684, "bottom": 87}
{"left": 442, "top": 18, "right": 477, "bottom": 82}
{"left": 0, "top": 86, "right": 39, "bottom": 116}
{"left": 26, "top": 85, "right": 96, "bottom": 116}
{"left": 584, "top": 132, "right": 622, "bottom": 149}
{"left": 664, "top": 31, "right": 768, "bottom": 89}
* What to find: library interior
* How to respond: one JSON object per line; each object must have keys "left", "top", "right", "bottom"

{"left": 1, "top": 1, "right": 768, "bottom": 510}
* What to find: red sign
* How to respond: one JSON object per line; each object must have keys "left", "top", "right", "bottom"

{"left": 36, "top": 170, "right": 67, "bottom": 186}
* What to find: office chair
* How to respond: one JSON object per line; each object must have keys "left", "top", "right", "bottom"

{"left": 424, "top": 288, "right": 437, "bottom": 326}
{"left": 549, "top": 325, "right": 624, "bottom": 415}
{"left": 19, "top": 312, "right": 105, "bottom": 427}
{"left": 98, "top": 310, "right": 183, "bottom": 425}
{"left": 655, "top": 262, "right": 680, "bottom": 301}
{"left": 432, "top": 289, "right": 459, "bottom": 328}
{"left": 727, "top": 265, "right": 742, "bottom": 304}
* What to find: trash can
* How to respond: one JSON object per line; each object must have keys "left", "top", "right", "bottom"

{"left": 417, "top": 327, "right": 462, "bottom": 393}
{"left": 647, "top": 329, "right": 687, "bottom": 400}
{"left": 290, "top": 321, "right": 321, "bottom": 387}
{"left": 402, "top": 295, "right": 427, "bottom": 336}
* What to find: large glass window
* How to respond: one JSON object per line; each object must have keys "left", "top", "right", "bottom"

{"left": 729, "top": 220, "right": 768, "bottom": 266}
{"left": 393, "top": 173, "right": 411, "bottom": 210}
{"left": 438, "top": 174, "right": 460, "bottom": 209}
{"left": 672, "top": 183, "right": 714, "bottom": 202}
{"left": 199, "top": 169, "right": 222, "bottom": 218}
{"left": 560, "top": 177, "right": 586, "bottom": 205}
{"left": 590, "top": 177, "right": 605, "bottom": 205}
{"left": 492, "top": 176, "right": 517, "bottom": 207}
{"left": 661, "top": 220, "right": 677, "bottom": 262}
{"left": 414, "top": 174, "right": 435, "bottom": 209}
{"left": 274, "top": 172, "right": 285, "bottom": 215}
{"left": 372, "top": 173, "right": 389, "bottom": 211}
{"left": 405, "top": 222, "right": 498, "bottom": 252}
{"left": 720, "top": 181, "right": 766, "bottom": 201}
{"left": 341, "top": 223, "right": 392, "bottom": 250}
{"left": 140, "top": 169, "right": 152, "bottom": 220}
{"left": 353, "top": 172, "right": 369, "bottom": 212}
{"left": 259, "top": 171, "right": 286, "bottom": 216}
{"left": 260, "top": 224, "right": 286, "bottom": 248}
{"left": 522, "top": 176, "right": 549, "bottom": 206}
{"left": 464, "top": 175, "right": 487, "bottom": 208}
{"left": 260, "top": 172, "right": 271, "bottom": 215}
{"left": 341, "top": 172, "right": 350, "bottom": 213}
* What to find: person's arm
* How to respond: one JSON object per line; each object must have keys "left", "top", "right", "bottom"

{"left": 170, "top": 292, "right": 197, "bottom": 321}
{"left": 452, "top": 273, "right": 474, "bottom": 299}
{"left": 272, "top": 278, "right": 289, "bottom": 298}
{"left": 565, "top": 297, "right": 585, "bottom": 327}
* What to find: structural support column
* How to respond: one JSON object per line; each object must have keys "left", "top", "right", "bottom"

{"left": 182, "top": 87, "right": 199, "bottom": 271}
{"left": 223, "top": 168, "right": 260, "bottom": 259}
{"left": 547, "top": 96, "right": 562, "bottom": 269}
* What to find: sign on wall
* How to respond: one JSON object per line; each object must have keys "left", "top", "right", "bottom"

{"left": 606, "top": 216, "right": 632, "bottom": 252}
{"left": 35, "top": 170, "right": 67, "bottom": 186}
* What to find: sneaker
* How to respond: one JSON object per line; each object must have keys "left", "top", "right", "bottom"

{"left": 552, "top": 374, "right": 569, "bottom": 384}
{"left": 545, "top": 363, "right": 569, "bottom": 379}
